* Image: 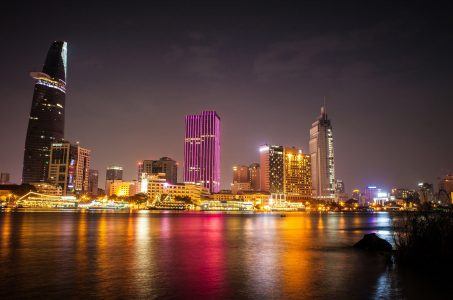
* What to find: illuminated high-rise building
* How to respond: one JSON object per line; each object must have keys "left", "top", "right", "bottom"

{"left": 259, "top": 145, "right": 284, "bottom": 193}
{"left": 48, "top": 141, "right": 90, "bottom": 195}
{"left": 232, "top": 165, "right": 249, "bottom": 183}
{"left": 22, "top": 41, "right": 68, "bottom": 184}
{"left": 184, "top": 111, "right": 221, "bottom": 193}
{"left": 248, "top": 163, "right": 260, "bottom": 191}
{"left": 283, "top": 147, "right": 311, "bottom": 200}
{"left": 309, "top": 106, "right": 335, "bottom": 199}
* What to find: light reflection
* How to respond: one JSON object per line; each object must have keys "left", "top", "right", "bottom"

{"left": 0, "top": 213, "right": 11, "bottom": 258}
{"left": 0, "top": 212, "right": 402, "bottom": 298}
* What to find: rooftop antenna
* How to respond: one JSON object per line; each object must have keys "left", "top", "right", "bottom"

{"left": 320, "top": 96, "right": 327, "bottom": 117}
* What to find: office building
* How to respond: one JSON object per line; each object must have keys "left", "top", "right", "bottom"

{"left": 88, "top": 169, "right": 99, "bottom": 196}
{"left": 48, "top": 141, "right": 90, "bottom": 195}
{"left": 138, "top": 157, "right": 177, "bottom": 184}
{"left": 391, "top": 188, "right": 418, "bottom": 201}
{"left": 184, "top": 111, "right": 221, "bottom": 193}
{"left": 0, "top": 172, "right": 10, "bottom": 184}
{"left": 309, "top": 106, "right": 335, "bottom": 199}
{"left": 106, "top": 166, "right": 123, "bottom": 181}
{"left": 283, "top": 147, "right": 311, "bottom": 200}
{"left": 335, "top": 179, "right": 345, "bottom": 194}
{"left": 231, "top": 182, "right": 252, "bottom": 194}
{"left": 418, "top": 182, "right": 434, "bottom": 203}
{"left": 248, "top": 163, "right": 260, "bottom": 191}
{"left": 259, "top": 145, "right": 284, "bottom": 193}
{"left": 438, "top": 174, "right": 453, "bottom": 204}
{"left": 22, "top": 41, "right": 68, "bottom": 184}
{"left": 233, "top": 165, "right": 249, "bottom": 183}
{"left": 363, "top": 186, "right": 388, "bottom": 205}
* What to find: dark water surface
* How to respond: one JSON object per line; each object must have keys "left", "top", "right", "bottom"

{"left": 0, "top": 212, "right": 448, "bottom": 299}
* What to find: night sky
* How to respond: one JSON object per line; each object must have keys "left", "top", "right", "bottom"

{"left": 1, "top": 1, "right": 452, "bottom": 192}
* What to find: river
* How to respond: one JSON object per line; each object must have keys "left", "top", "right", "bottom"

{"left": 0, "top": 211, "right": 448, "bottom": 299}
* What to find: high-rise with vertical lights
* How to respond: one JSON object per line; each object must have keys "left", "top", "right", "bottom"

{"left": 259, "top": 145, "right": 284, "bottom": 193}
{"left": 283, "top": 147, "right": 311, "bottom": 200}
{"left": 184, "top": 111, "right": 221, "bottom": 193}
{"left": 22, "top": 41, "right": 68, "bottom": 184}
{"left": 309, "top": 106, "right": 335, "bottom": 199}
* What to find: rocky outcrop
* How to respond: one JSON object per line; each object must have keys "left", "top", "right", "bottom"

{"left": 354, "top": 233, "right": 392, "bottom": 252}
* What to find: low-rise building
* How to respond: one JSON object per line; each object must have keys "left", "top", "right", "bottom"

{"left": 146, "top": 174, "right": 209, "bottom": 203}
{"left": 30, "top": 182, "right": 62, "bottom": 196}
{"left": 212, "top": 191, "right": 270, "bottom": 204}
{"left": 106, "top": 180, "right": 140, "bottom": 197}
{"left": 231, "top": 181, "right": 252, "bottom": 194}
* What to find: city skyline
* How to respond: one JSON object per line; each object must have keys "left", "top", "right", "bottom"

{"left": 1, "top": 2, "right": 452, "bottom": 191}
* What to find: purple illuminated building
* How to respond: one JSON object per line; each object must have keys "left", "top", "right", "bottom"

{"left": 184, "top": 111, "right": 221, "bottom": 193}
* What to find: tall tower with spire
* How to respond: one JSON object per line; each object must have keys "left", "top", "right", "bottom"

{"left": 309, "top": 105, "right": 335, "bottom": 199}
{"left": 22, "top": 41, "right": 68, "bottom": 183}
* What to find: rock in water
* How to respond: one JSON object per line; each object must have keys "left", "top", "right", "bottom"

{"left": 354, "top": 233, "right": 392, "bottom": 252}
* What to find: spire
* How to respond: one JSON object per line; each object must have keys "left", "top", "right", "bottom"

{"left": 320, "top": 96, "right": 327, "bottom": 120}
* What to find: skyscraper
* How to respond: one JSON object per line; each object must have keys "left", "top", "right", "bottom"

{"left": 231, "top": 165, "right": 251, "bottom": 194}
{"left": 259, "top": 145, "right": 284, "bottom": 193}
{"left": 283, "top": 147, "right": 311, "bottom": 200}
{"left": 48, "top": 141, "right": 90, "bottom": 195}
{"left": 248, "top": 163, "right": 260, "bottom": 191}
{"left": 232, "top": 165, "right": 249, "bottom": 183}
{"left": 309, "top": 106, "right": 335, "bottom": 199}
{"left": 88, "top": 169, "right": 99, "bottom": 196}
{"left": 184, "top": 111, "right": 221, "bottom": 193}
{"left": 22, "top": 41, "right": 68, "bottom": 184}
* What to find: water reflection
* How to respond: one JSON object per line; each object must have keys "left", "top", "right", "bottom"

{"left": 0, "top": 212, "right": 438, "bottom": 298}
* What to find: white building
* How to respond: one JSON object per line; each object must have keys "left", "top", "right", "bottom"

{"left": 145, "top": 174, "right": 209, "bottom": 203}
{"left": 309, "top": 106, "right": 335, "bottom": 200}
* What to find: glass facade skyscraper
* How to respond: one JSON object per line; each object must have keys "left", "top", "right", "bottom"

{"left": 309, "top": 106, "right": 335, "bottom": 199}
{"left": 22, "top": 41, "right": 68, "bottom": 184}
{"left": 184, "top": 111, "right": 221, "bottom": 193}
